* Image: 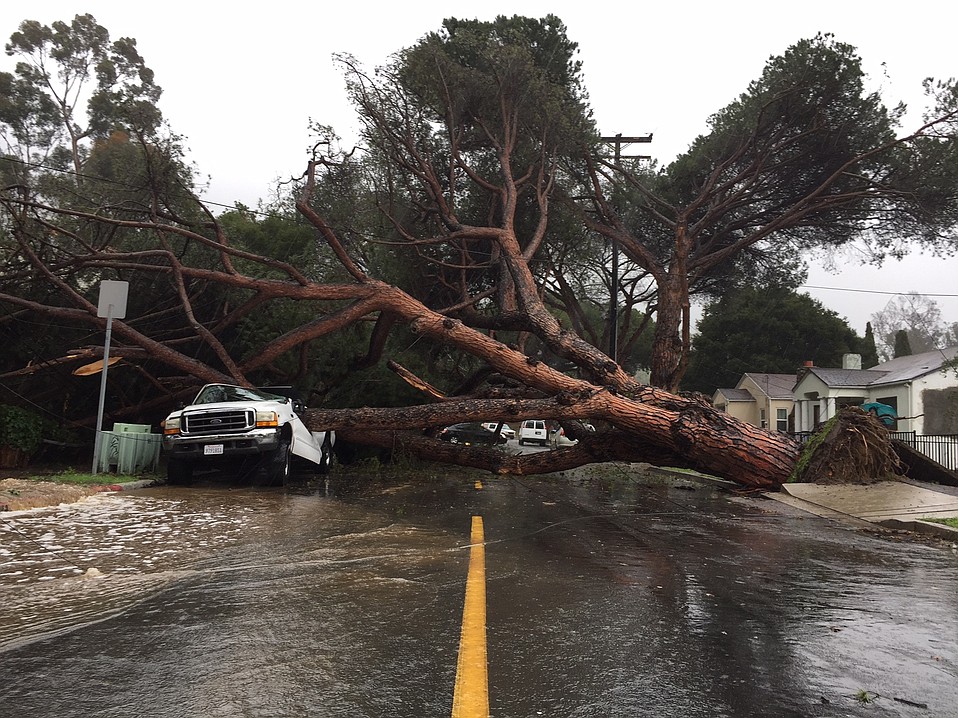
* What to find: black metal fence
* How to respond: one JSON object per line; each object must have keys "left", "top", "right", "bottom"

{"left": 888, "top": 432, "right": 958, "bottom": 472}
{"left": 793, "top": 431, "right": 958, "bottom": 472}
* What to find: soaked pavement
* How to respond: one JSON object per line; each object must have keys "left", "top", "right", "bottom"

{"left": 1, "top": 466, "right": 957, "bottom": 717}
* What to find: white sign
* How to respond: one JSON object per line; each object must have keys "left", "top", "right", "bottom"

{"left": 97, "top": 280, "right": 129, "bottom": 319}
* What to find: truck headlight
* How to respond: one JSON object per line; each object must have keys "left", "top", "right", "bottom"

{"left": 255, "top": 411, "right": 279, "bottom": 427}
{"left": 163, "top": 417, "right": 181, "bottom": 435}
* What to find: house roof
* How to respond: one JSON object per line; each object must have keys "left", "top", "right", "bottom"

{"left": 741, "top": 373, "right": 797, "bottom": 399}
{"left": 867, "top": 346, "right": 958, "bottom": 385}
{"left": 800, "top": 346, "right": 958, "bottom": 390}
{"left": 715, "top": 388, "right": 754, "bottom": 402}
{"left": 805, "top": 367, "right": 888, "bottom": 388}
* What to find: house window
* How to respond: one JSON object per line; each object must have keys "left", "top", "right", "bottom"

{"left": 760, "top": 409, "right": 767, "bottom": 428}
{"left": 776, "top": 408, "right": 788, "bottom": 432}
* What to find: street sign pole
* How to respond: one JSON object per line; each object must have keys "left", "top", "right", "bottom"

{"left": 91, "top": 304, "right": 114, "bottom": 474}
{"left": 91, "top": 281, "right": 129, "bottom": 475}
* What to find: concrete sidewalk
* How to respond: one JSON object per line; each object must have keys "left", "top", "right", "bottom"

{"left": 775, "top": 479, "right": 958, "bottom": 540}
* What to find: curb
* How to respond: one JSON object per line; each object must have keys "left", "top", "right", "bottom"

{"left": 877, "top": 518, "right": 958, "bottom": 542}
{"left": 762, "top": 491, "right": 885, "bottom": 531}
{"left": 100, "top": 478, "right": 163, "bottom": 491}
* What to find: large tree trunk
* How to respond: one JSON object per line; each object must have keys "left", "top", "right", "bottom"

{"left": 649, "top": 270, "right": 690, "bottom": 392}
{"left": 307, "top": 399, "right": 902, "bottom": 491}
{"left": 304, "top": 388, "right": 804, "bottom": 490}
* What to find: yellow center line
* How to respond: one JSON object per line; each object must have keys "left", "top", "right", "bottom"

{"left": 451, "top": 515, "right": 489, "bottom": 718}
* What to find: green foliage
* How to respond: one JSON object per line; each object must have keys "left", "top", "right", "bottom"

{"left": 683, "top": 287, "right": 863, "bottom": 394}
{"left": 5, "top": 13, "right": 163, "bottom": 146}
{"left": 0, "top": 404, "right": 45, "bottom": 453}
{"left": 787, "top": 414, "right": 839, "bottom": 483}
{"left": 399, "top": 14, "right": 594, "bottom": 153}
{"left": 661, "top": 35, "right": 897, "bottom": 242}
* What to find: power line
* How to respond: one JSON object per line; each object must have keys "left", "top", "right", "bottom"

{"left": 801, "top": 284, "right": 958, "bottom": 299}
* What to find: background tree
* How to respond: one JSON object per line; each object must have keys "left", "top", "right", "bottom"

{"left": 860, "top": 322, "right": 880, "bottom": 368}
{"left": 870, "top": 292, "right": 953, "bottom": 360}
{"left": 681, "top": 287, "right": 865, "bottom": 394}
{"left": 0, "top": 13, "right": 194, "bottom": 426}
{"left": 579, "top": 34, "right": 958, "bottom": 391}
{"left": 893, "top": 329, "right": 913, "bottom": 358}
{"left": 3, "top": 13, "right": 163, "bottom": 183}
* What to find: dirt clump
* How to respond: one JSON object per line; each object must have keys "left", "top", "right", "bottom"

{"left": 0, "top": 478, "right": 104, "bottom": 512}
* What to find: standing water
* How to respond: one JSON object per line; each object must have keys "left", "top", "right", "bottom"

{"left": 0, "top": 482, "right": 470, "bottom": 717}
{"left": 2, "top": 470, "right": 957, "bottom": 717}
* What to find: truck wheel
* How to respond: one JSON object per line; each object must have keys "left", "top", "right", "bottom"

{"left": 167, "top": 459, "right": 193, "bottom": 485}
{"left": 317, "top": 434, "right": 334, "bottom": 475}
{"left": 263, "top": 440, "right": 292, "bottom": 486}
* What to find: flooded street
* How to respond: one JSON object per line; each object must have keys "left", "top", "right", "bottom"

{"left": 1, "top": 466, "right": 957, "bottom": 717}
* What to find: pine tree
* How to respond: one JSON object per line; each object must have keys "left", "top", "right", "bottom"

{"left": 860, "top": 322, "right": 880, "bottom": 367}
{"left": 893, "top": 329, "right": 913, "bottom": 358}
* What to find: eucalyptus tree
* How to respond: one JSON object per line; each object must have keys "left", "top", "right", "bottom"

{"left": 0, "top": 13, "right": 196, "bottom": 418}
{"left": 3, "top": 13, "right": 162, "bottom": 181}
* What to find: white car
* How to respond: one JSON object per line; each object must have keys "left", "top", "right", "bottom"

{"left": 481, "top": 422, "right": 516, "bottom": 440}
{"left": 161, "top": 384, "right": 334, "bottom": 485}
{"left": 550, "top": 426, "right": 578, "bottom": 447}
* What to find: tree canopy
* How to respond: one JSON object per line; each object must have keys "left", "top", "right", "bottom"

{"left": 579, "top": 33, "right": 958, "bottom": 390}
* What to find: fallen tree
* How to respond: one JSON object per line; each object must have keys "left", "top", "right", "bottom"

{"left": 0, "top": 16, "right": 943, "bottom": 489}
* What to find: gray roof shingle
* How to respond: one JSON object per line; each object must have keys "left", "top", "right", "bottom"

{"left": 742, "top": 373, "right": 798, "bottom": 398}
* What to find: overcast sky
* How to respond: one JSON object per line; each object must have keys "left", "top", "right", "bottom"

{"left": 3, "top": 1, "right": 956, "bottom": 337}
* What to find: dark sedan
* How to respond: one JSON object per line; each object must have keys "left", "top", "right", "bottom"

{"left": 438, "top": 422, "right": 507, "bottom": 446}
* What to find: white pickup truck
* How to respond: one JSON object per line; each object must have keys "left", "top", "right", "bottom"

{"left": 161, "top": 384, "right": 334, "bottom": 485}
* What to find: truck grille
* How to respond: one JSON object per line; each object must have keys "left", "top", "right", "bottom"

{"left": 182, "top": 409, "right": 254, "bottom": 435}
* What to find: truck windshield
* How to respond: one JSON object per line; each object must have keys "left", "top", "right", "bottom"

{"left": 195, "top": 385, "right": 286, "bottom": 404}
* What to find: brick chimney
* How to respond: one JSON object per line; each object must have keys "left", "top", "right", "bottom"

{"left": 796, "top": 360, "right": 814, "bottom": 383}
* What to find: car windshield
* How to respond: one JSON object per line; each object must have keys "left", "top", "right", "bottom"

{"left": 194, "top": 385, "right": 286, "bottom": 405}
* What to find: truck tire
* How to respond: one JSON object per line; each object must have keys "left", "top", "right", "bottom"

{"left": 167, "top": 459, "right": 193, "bottom": 485}
{"left": 317, "top": 434, "right": 334, "bottom": 475}
{"left": 262, "top": 440, "right": 292, "bottom": 486}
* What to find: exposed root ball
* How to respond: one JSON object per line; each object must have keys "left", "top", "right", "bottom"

{"left": 792, "top": 407, "right": 903, "bottom": 485}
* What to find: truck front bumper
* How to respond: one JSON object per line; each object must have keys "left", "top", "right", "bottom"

{"left": 163, "top": 428, "right": 281, "bottom": 460}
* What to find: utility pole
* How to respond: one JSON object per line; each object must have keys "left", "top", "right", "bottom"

{"left": 598, "top": 133, "right": 652, "bottom": 363}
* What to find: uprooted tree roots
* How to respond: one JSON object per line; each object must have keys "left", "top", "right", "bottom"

{"left": 791, "top": 407, "right": 903, "bottom": 485}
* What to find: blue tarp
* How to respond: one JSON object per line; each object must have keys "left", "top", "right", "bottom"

{"left": 860, "top": 402, "right": 897, "bottom": 427}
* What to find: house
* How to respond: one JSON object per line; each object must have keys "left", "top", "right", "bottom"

{"left": 713, "top": 373, "right": 797, "bottom": 431}
{"left": 792, "top": 347, "right": 958, "bottom": 434}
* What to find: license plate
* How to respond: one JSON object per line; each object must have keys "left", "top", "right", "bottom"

{"left": 203, "top": 444, "right": 224, "bottom": 455}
